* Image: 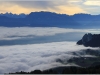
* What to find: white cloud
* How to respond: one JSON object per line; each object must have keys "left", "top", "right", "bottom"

{"left": 0, "top": 27, "right": 99, "bottom": 73}
{"left": 0, "top": 27, "right": 99, "bottom": 40}
{"left": 0, "top": 41, "right": 98, "bottom": 73}
{"left": 84, "top": 0, "right": 100, "bottom": 6}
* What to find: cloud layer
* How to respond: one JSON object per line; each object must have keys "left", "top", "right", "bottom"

{"left": 0, "top": 0, "right": 87, "bottom": 15}
{"left": 0, "top": 27, "right": 100, "bottom": 41}
{"left": 0, "top": 41, "right": 98, "bottom": 73}
{"left": 0, "top": 27, "right": 99, "bottom": 73}
{"left": 0, "top": 0, "right": 100, "bottom": 15}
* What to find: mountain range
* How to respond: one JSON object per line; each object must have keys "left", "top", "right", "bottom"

{"left": 0, "top": 12, "right": 26, "bottom": 18}
{"left": 0, "top": 11, "right": 100, "bottom": 28}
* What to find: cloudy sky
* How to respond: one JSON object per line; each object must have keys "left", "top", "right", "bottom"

{"left": 0, "top": 0, "right": 100, "bottom": 15}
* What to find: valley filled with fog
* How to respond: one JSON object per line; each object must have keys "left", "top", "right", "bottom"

{"left": 0, "top": 27, "right": 100, "bottom": 73}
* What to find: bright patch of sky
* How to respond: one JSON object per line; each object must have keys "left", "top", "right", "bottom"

{"left": 0, "top": 0, "right": 100, "bottom": 15}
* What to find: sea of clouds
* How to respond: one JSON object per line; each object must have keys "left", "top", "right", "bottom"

{"left": 0, "top": 41, "right": 98, "bottom": 74}
{"left": 0, "top": 27, "right": 100, "bottom": 73}
{"left": 0, "top": 27, "right": 100, "bottom": 41}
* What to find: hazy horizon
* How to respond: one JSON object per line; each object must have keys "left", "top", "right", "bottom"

{"left": 0, "top": 11, "right": 100, "bottom": 16}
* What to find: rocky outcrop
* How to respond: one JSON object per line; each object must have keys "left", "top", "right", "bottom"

{"left": 77, "top": 33, "right": 100, "bottom": 47}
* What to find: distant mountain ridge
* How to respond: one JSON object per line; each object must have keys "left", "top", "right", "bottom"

{"left": 0, "top": 11, "right": 100, "bottom": 28}
{"left": 0, "top": 12, "right": 26, "bottom": 18}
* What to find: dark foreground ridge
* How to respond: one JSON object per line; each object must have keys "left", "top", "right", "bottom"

{"left": 9, "top": 49, "right": 100, "bottom": 74}
{"left": 77, "top": 33, "right": 100, "bottom": 47}
{"left": 9, "top": 64, "right": 100, "bottom": 74}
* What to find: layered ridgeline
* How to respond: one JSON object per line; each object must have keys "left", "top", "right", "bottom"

{"left": 77, "top": 33, "right": 100, "bottom": 47}
{"left": 0, "top": 12, "right": 26, "bottom": 18}
{"left": 0, "top": 11, "right": 100, "bottom": 28}
{"left": 0, "top": 11, "right": 79, "bottom": 28}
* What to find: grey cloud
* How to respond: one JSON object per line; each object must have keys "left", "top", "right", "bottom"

{"left": 11, "top": 1, "right": 56, "bottom": 9}
{"left": 0, "top": 0, "right": 70, "bottom": 10}
{"left": 0, "top": 27, "right": 99, "bottom": 46}
{"left": 0, "top": 0, "right": 99, "bottom": 15}
{"left": 0, "top": 27, "right": 99, "bottom": 41}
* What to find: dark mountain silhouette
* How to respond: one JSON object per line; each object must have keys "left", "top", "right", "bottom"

{"left": 0, "top": 11, "right": 80, "bottom": 28}
{"left": 0, "top": 11, "right": 100, "bottom": 28}
{"left": 71, "top": 13, "right": 100, "bottom": 28}
{"left": 9, "top": 64, "right": 100, "bottom": 74}
{"left": 77, "top": 33, "right": 100, "bottom": 47}
{"left": 0, "top": 12, "right": 26, "bottom": 18}
{"left": 24, "top": 11, "right": 81, "bottom": 28}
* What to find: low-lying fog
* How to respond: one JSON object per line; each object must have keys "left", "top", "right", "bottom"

{"left": 0, "top": 27, "right": 99, "bottom": 73}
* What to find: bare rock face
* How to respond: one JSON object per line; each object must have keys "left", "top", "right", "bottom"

{"left": 82, "top": 33, "right": 92, "bottom": 44}
{"left": 77, "top": 33, "right": 100, "bottom": 47}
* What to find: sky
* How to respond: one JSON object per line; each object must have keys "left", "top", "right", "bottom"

{"left": 0, "top": 0, "right": 100, "bottom": 15}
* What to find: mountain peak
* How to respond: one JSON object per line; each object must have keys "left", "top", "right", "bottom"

{"left": 77, "top": 33, "right": 100, "bottom": 47}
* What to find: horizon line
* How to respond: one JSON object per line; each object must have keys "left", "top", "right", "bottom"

{"left": 0, "top": 11, "right": 100, "bottom": 16}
